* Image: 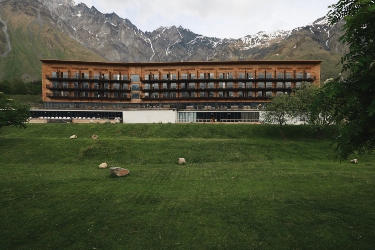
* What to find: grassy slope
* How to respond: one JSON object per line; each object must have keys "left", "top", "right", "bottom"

{"left": 0, "top": 4, "right": 106, "bottom": 81}
{"left": 0, "top": 124, "right": 374, "bottom": 249}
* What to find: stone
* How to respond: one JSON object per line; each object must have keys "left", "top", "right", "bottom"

{"left": 98, "top": 162, "right": 108, "bottom": 169}
{"left": 70, "top": 135, "right": 77, "bottom": 139}
{"left": 349, "top": 159, "right": 358, "bottom": 164}
{"left": 178, "top": 158, "right": 186, "bottom": 164}
{"left": 92, "top": 134, "right": 98, "bottom": 139}
{"left": 110, "top": 167, "right": 130, "bottom": 177}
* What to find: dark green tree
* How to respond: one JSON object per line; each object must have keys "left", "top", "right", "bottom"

{"left": 0, "top": 92, "right": 30, "bottom": 129}
{"left": 327, "top": 0, "right": 375, "bottom": 160}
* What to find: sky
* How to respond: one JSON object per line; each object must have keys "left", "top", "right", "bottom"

{"left": 76, "top": 0, "right": 338, "bottom": 39}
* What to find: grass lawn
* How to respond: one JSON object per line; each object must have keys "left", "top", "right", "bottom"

{"left": 0, "top": 124, "right": 374, "bottom": 249}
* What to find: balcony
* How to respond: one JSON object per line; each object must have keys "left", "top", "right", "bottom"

{"left": 45, "top": 75, "right": 131, "bottom": 83}
{"left": 46, "top": 93, "right": 131, "bottom": 100}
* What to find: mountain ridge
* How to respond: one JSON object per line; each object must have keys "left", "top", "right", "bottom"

{"left": 0, "top": 0, "right": 345, "bottom": 81}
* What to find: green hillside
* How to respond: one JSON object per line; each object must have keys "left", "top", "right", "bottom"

{"left": 1, "top": 124, "right": 374, "bottom": 249}
{"left": 0, "top": 1, "right": 106, "bottom": 81}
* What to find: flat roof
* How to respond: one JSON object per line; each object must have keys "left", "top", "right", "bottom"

{"left": 40, "top": 59, "right": 322, "bottom": 67}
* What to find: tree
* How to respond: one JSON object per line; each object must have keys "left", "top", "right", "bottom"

{"left": 262, "top": 93, "right": 296, "bottom": 139}
{"left": 327, "top": 0, "right": 375, "bottom": 160}
{"left": 0, "top": 92, "right": 30, "bottom": 129}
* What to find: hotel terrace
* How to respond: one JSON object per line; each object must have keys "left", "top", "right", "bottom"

{"left": 37, "top": 59, "right": 321, "bottom": 123}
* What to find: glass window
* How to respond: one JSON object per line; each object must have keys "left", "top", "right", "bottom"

{"left": 227, "top": 82, "right": 233, "bottom": 88}
{"left": 153, "top": 74, "right": 159, "bottom": 80}
{"left": 266, "top": 82, "right": 272, "bottom": 88}
{"left": 219, "top": 73, "right": 225, "bottom": 79}
{"left": 181, "top": 73, "right": 188, "bottom": 79}
{"left": 121, "top": 74, "right": 128, "bottom": 80}
{"left": 180, "top": 83, "right": 187, "bottom": 89}
{"left": 266, "top": 72, "right": 273, "bottom": 79}
{"left": 151, "top": 93, "right": 158, "bottom": 98}
{"left": 52, "top": 72, "right": 58, "bottom": 78}
{"left": 285, "top": 82, "right": 292, "bottom": 88}
{"left": 132, "top": 93, "right": 140, "bottom": 99}
{"left": 94, "top": 74, "right": 100, "bottom": 80}
{"left": 144, "top": 83, "right": 150, "bottom": 90}
{"left": 152, "top": 83, "right": 159, "bottom": 89}
{"left": 131, "top": 74, "right": 140, "bottom": 82}
{"left": 170, "top": 92, "right": 176, "bottom": 98}
{"left": 200, "top": 83, "right": 206, "bottom": 89}
{"left": 122, "top": 93, "right": 128, "bottom": 98}
{"left": 113, "top": 83, "right": 120, "bottom": 89}
{"left": 296, "top": 72, "right": 303, "bottom": 79}
{"left": 122, "top": 83, "right": 128, "bottom": 89}
{"left": 258, "top": 82, "right": 265, "bottom": 88}
{"left": 113, "top": 74, "right": 120, "bottom": 80}
{"left": 258, "top": 73, "right": 265, "bottom": 79}
{"left": 171, "top": 83, "right": 177, "bottom": 89}
{"left": 228, "top": 73, "right": 233, "bottom": 79}
{"left": 199, "top": 73, "right": 205, "bottom": 79}
{"left": 238, "top": 92, "right": 244, "bottom": 97}
{"left": 247, "top": 73, "right": 253, "bottom": 79}
{"left": 73, "top": 72, "right": 80, "bottom": 79}
{"left": 63, "top": 82, "right": 68, "bottom": 88}
{"left": 306, "top": 73, "right": 311, "bottom": 78}
{"left": 189, "top": 82, "right": 195, "bottom": 89}
{"left": 248, "top": 91, "right": 253, "bottom": 97}
{"left": 218, "top": 92, "right": 224, "bottom": 97}
{"left": 162, "top": 83, "right": 168, "bottom": 89}
{"left": 131, "top": 84, "right": 140, "bottom": 91}
{"left": 277, "top": 72, "right": 284, "bottom": 79}
{"left": 257, "top": 91, "right": 263, "bottom": 98}
{"left": 171, "top": 74, "right": 177, "bottom": 80}
{"left": 296, "top": 82, "right": 302, "bottom": 88}
{"left": 102, "top": 74, "right": 109, "bottom": 80}
{"left": 83, "top": 82, "right": 89, "bottom": 89}
{"left": 276, "top": 82, "right": 283, "bottom": 88}
{"left": 74, "top": 82, "right": 78, "bottom": 88}
{"left": 266, "top": 91, "right": 272, "bottom": 97}
{"left": 286, "top": 72, "right": 292, "bottom": 79}
{"left": 181, "top": 92, "right": 188, "bottom": 98}
{"left": 208, "top": 92, "right": 214, "bottom": 97}
{"left": 190, "top": 74, "right": 196, "bottom": 79}
{"left": 229, "top": 91, "right": 234, "bottom": 97}
{"left": 208, "top": 82, "right": 214, "bottom": 88}
{"left": 162, "top": 74, "right": 169, "bottom": 80}
{"left": 144, "top": 74, "right": 149, "bottom": 80}
{"left": 238, "top": 73, "right": 245, "bottom": 79}
{"left": 238, "top": 82, "right": 245, "bottom": 88}
{"left": 200, "top": 92, "right": 206, "bottom": 97}
{"left": 103, "top": 83, "right": 108, "bottom": 89}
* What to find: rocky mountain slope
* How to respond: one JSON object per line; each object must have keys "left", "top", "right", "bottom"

{"left": 0, "top": 0, "right": 346, "bottom": 81}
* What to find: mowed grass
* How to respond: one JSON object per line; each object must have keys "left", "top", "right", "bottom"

{"left": 0, "top": 124, "right": 374, "bottom": 249}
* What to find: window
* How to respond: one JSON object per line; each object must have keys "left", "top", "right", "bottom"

{"left": 208, "top": 82, "right": 214, "bottom": 88}
{"left": 170, "top": 92, "right": 177, "bottom": 98}
{"left": 266, "top": 91, "right": 272, "bottom": 97}
{"left": 247, "top": 73, "right": 253, "bottom": 79}
{"left": 63, "top": 82, "right": 68, "bottom": 88}
{"left": 277, "top": 72, "right": 284, "bottom": 79}
{"left": 131, "top": 74, "right": 140, "bottom": 82}
{"left": 286, "top": 72, "right": 292, "bottom": 79}
{"left": 162, "top": 83, "right": 168, "bottom": 89}
{"left": 73, "top": 72, "right": 80, "bottom": 79}
{"left": 103, "top": 83, "right": 108, "bottom": 89}
{"left": 101, "top": 74, "right": 109, "bottom": 80}
{"left": 122, "top": 83, "right": 128, "bottom": 90}
{"left": 113, "top": 83, "right": 120, "bottom": 89}
{"left": 180, "top": 83, "right": 187, "bottom": 89}
{"left": 296, "top": 82, "right": 302, "bottom": 88}
{"left": 131, "top": 84, "right": 140, "bottom": 91}
{"left": 199, "top": 73, "right": 205, "bottom": 79}
{"left": 257, "top": 73, "right": 265, "bottom": 79}
{"left": 181, "top": 92, "right": 188, "bottom": 98}
{"left": 218, "top": 91, "right": 224, "bottom": 97}
{"left": 238, "top": 92, "right": 244, "bottom": 97}
{"left": 257, "top": 91, "right": 263, "bottom": 98}
{"left": 171, "top": 74, "right": 177, "bottom": 80}
{"left": 113, "top": 74, "right": 120, "bottom": 80}
{"left": 248, "top": 91, "right": 253, "bottom": 97}
{"left": 219, "top": 73, "right": 225, "bottom": 79}
{"left": 200, "top": 83, "right": 206, "bottom": 89}
{"left": 144, "top": 74, "right": 149, "bottom": 80}
{"left": 144, "top": 83, "right": 150, "bottom": 90}
{"left": 181, "top": 73, "right": 188, "bottom": 79}
{"left": 94, "top": 74, "right": 100, "bottom": 80}
{"left": 238, "top": 73, "right": 245, "bottom": 79}
{"left": 62, "top": 72, "right": 68, "bottom": 78}
{"left": 162, "top": 92, "right": 169, "bottom": 98}
{"left": 170, "top": 83, "right": 176, "bottom": 89}
{"left": 74, "top": 91, "right": 80, "bottom": 97}
{"left": 121, "top": 74, "right": 128, "bottom": 80}
{"left": 219, "top": 82, "right": 225, "bottom": 88}
{"left": 113, "top": 92, "right": 119, "bottom": 98}
{"left": 209, "top": 92, "right": 214, "bottom": 97}
{"left": 285, "top": 82, "right": 292, "bottom": 88}
{"left": 122, "top": 93, "right": 128, "bottom": 98}
{"left": 151, "top": 93, "right": 158, "bottom": 98}
{"left": 228, "top": 73, "right": 233, "bottom": 79}
{"left": 82, "top": 73, "right": 89, "bottom": 79}
{"left": 227, "top": 82, "right": 233, "bottom": 88}
{"left": 238, "top": 82, "right": 245, "bottom": 88}
{"left": 296, "top": 72, "right": 303, "bottom": 79}
{"left": 229, "top": 91, "right": 234, "bottom": 97}
{"left": 200, "top": 92, "right": 206, "bottom": 97}
{"left": 132, "top": 93, "right": 140, "bottom": 99}
{"left": 266, "top": 82, "right": 272, "bottom": 88}
{"left": 266, "top": 72, "right": 273, "bottom": 79}
{"left": 74, "top": 82, "right": 79, "bottom": 88}
{"left": 152, "top": 83, "right": 159, "bottom": 89}
{"left": 162, "top": 74, "right": 169, "bottom": 80}
{"left": 306, "top": 73, "right": 311, "bottom": 78}
{"left": 258, "top": 82, "right": 265, "bottom": 88}
{"left": 190, "top": 74, "right": 196, "bottom": 79}
{"left": 52, "top": 72, "right": 58, "bottom": 78}
{"left": 276, "top": 82, "right": 283, "bottom": 88}
{"left": 189, "top": 82, "right": 195, "bottom": 89}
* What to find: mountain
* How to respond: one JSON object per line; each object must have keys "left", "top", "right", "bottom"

{"left": 0, "top": 0, "right": 346, "bottom": 82}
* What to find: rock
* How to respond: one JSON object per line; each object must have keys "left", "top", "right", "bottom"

{"left": 178, "top": 158, "right": 186, "bottom": 164}
{"left": 98, "top": 162, "right": 108, "bottom": 169}
{"left": 349, "top": 159, "right": 358, "bottom": 164}
{"left": 70, "top": 135, "right": 77, "bottom": 139}
{"left": 110, "top": 167, "right": 129, "bottom": 177}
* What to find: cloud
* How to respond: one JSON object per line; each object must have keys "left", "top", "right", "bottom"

{"left": 77, "top": 0, "right": 337, "bottom": 38}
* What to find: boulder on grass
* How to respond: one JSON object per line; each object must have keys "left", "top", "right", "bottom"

{"left": 70, "top": 135, "right": 77, "bottom": 139}
{"left": 110, "top": 167, "right": 129, "bottom": 177}
{"left": 178, "top": 158, "right": 186, "bottom": 165}
{"left": 92, "top": 134, "right": 98, "bottom": 139}
{"left": 98, "top": 162, "right": 108, "bottom": 169}
{"left": 349, "top": 159, "right": 358, "bottom": 164}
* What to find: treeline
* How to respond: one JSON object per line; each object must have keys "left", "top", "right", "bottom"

{"left": 0, "top": 78, "right": 42, "bottom": 95}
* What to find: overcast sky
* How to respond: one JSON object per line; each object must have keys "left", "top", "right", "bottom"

{"left": 76, "top": 0, "right": 338, "bottom": 39}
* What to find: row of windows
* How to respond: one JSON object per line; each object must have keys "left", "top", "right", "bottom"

{"left": 51, "top": 81, "right": 303, "bottom": 90}
{"left": 51, "top": 71, "right": 312, "bottom": 81}
{"left": 51, "top": 90, "right": 288, "bottom": 99}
